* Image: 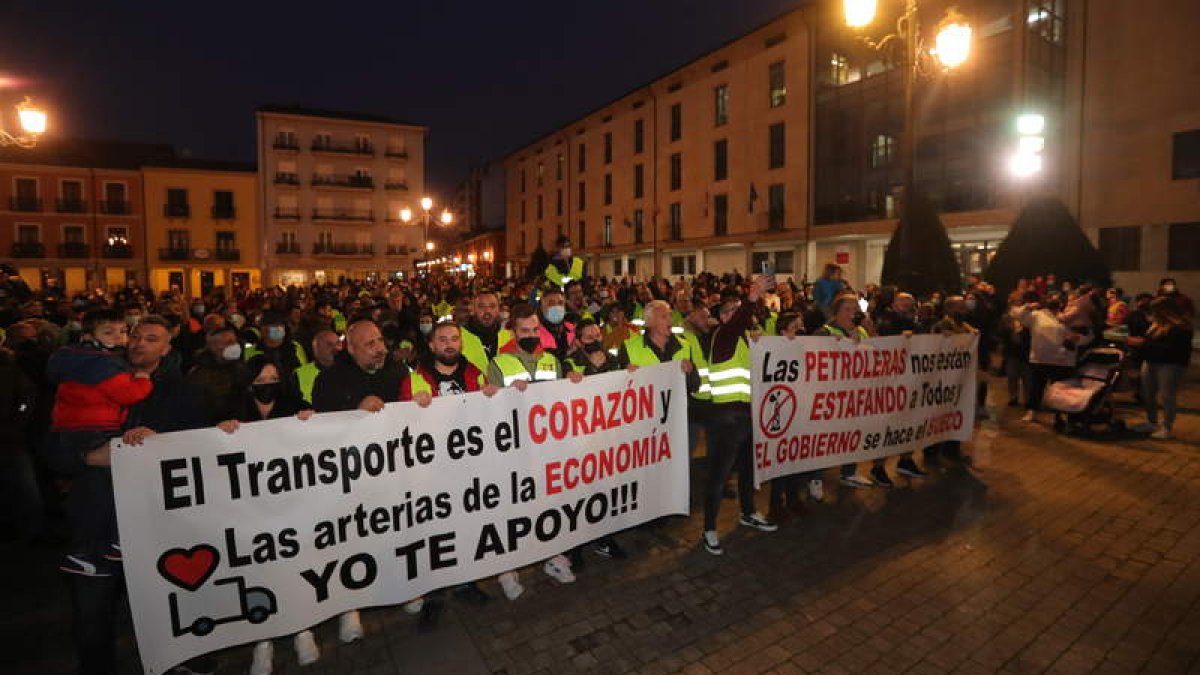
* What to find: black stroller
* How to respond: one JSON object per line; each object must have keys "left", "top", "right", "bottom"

{"left": 1042, "top": 346, "right": 1128, "bottom": 435}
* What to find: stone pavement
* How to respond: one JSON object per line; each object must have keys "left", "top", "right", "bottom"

{"left": 5, "top": 369, "right": 1200, "bottom": 675}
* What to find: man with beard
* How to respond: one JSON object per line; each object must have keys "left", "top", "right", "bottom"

{"left": 460, "top": 291, "right": 511, "bottom": 372}
{"left": 399, "top": 321, "right": 496, "bottom": 629}
{"left": 290, "top": 329, "right": 343, "bottom": 405}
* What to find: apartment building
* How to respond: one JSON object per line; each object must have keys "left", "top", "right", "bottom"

{"left": 143, "top": 160, "right": 261, "bottom": 296}
{"left": 256, "top": 105, "right": 428, "bottom": 286}
{"left": 0, "top": 139, "right": 174, "bottom": 293}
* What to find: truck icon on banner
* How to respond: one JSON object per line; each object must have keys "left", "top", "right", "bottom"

{"left": 156, "top": 543, "right": 278, "bottom": 637}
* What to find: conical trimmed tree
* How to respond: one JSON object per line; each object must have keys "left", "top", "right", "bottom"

{"left": 985, "top": 195, "right": 1111, "bottom": 297}
{"left": 881, "top": 190, "right": 962, "bottom": 297}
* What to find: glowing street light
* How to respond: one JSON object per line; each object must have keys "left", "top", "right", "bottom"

{"left": 2, "top": 96, "right": 48, "bottom": 148}
{"left": 843, "top": 0, "right": 877, "bottom": 28}
{"left": 1009, "top": 112, "right": 1046, "bottom": 179}
{"left": 440, "top": 209, "right": 453, "bottom": 225}
{"left": 932, "top": 16, "right": 972, "bottom": 69}
{"left": 420, "top": 196, "right": 433, "bottom": 212}
{"left": 399, "top": 206, "right": 413, "bottom": 223}
{"left": 425, "top": 241, "right": 435, "bottom": 252}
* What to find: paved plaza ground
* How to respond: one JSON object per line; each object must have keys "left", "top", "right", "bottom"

{"left": 5, "top": 371, "right": 1199, "bottom": 675}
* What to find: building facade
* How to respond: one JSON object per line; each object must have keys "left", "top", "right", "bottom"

{"left": 256, "top": 105, "right": 428, "bottom": 286}
{"left": 0, "top": 140, "right": 174, "bottom": 293}
{"left": 143, "top": 161, "right": 261, "bottom": 296}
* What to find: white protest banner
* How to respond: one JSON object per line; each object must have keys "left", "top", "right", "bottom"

{"left": 113, "top": 362, "right": 688, "bottom": 674}
{"left": 750, "top": 334, "right": 978, "bottom": 486}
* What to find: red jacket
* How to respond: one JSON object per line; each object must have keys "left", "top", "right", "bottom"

{"left": 399, "top": 357, "right": 485, "bottom": 401}
{"left": 47, "top": 345, "right": 154, "bottom": 431}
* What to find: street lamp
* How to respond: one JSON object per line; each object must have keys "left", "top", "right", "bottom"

{"left": 2, "top": 97, "right": 48, "bottom": 148}
{"left": 400, "top": 196, "right": 454, "bottom": 274}
{"left": 1009, "top": 112, "right": 1046, "bottom": 179}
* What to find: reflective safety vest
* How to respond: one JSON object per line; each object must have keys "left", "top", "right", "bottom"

{"left": 764, "top": 312, "right": 778, "bottom": 336}
{"left": 681, "top": 330, "right": 711, "bottom": 401}
{"left": 670, "top": 310, "right": 686, "bottom": 335}
{"left": 630, "top": 303, "right": 645, "bottom": 327}
{"left": 293, "top": 361, "right": 320, "bottom": 404}
{"left": 707, "top": 335, "right": 752, "bottom": 404}
{"left": 545, "top": 256, "right": 584, "bottom": 287}
{"left": 491, "top": 351, "right": 560, "bottom": 386}
{"left": 461, "top": 326, "right": 513, "bottom": 373}
{"left": 331, "top": 311, "right": 347, "bottom": 334}
{"left": 433, "top": 301, "right": 454, "bottom": 322}
{"left": 623, "top": 334, "right": 691, "bottom": 367}
{"left": 822, "top": 323, "right": 870, "bottom": 340}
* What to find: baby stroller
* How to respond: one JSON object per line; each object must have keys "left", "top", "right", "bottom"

{"left": 1042, "top": 346, "right": 1127, "bottom": 435}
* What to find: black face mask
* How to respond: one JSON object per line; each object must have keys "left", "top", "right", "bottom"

{"left": 582, "top": 341, "right": 604, "bottom": 354}
{"left": 517, "top": 336, "right": 541, "bottom": 353}
{"left": 251, "top": 382, "right": 280, "bottom": 404}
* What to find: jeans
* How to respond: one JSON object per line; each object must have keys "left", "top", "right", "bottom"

{"left": 1143, "top": 362, "right": 1186, "bottom": 431}
{"left": 1005, "top": 357, "right": 1032, "bottom": 403}
{"left": 703, "top": 406, "right": 756, "bottom": 530}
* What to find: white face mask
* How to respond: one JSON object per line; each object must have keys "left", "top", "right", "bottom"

{"left": 222, "top": 344, "right": 243, "bottom": 361}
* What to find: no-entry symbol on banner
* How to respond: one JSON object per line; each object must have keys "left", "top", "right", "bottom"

{"left": 758, "top": 385, "right": 796, "bottom": 439}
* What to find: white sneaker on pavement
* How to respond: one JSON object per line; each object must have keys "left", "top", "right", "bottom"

{"left": 402, "top": 598, "right": 424, "bottom": 614}
{"left": 1150, "top": 428, "right": 1172, "bottom": 440}
{"left": 250, "top": 641, "right": 273, "bottom": 675}
{"left": 498, "top": 571, "right": 524, "bottom": 600}
{"left": 543, "top": 554, "right": 576, "bottom": 583}
{"left": 808, "top": 479, "right": 824, "bottom": 502}
{"left": 840, "top": 474, "right": 874, "bottom": 489}
{"left": 293, "top": 630, "right": 319, "bottom": 666}
{"left": 1021, "top": 410, "right": 1036, "bottom": 423}
{"left": 702, "top": 530, "right": 723, "bottom": 556}
{"left": 338, "top": 610, "right": 363, "bottom": 644}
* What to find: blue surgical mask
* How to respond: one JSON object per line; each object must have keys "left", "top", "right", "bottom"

{"left": 544, "top": 305, "right": 566, "bottom": 325}
{"left": 266, "top": 326, "right": 286, "bottom": 341}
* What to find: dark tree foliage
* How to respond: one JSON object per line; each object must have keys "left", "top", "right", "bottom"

{"left": 527, "top": 243, "right": 549, "bottom": 280}
{"left": 985, "top": 195, "right": 1111, "bottom": 296}
{"left": 881, "top": 190, "right": 962, "bottom": 297}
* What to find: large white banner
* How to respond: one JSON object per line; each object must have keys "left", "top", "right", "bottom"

{"left": 113, "top": 363, "right": 688, "bottom": 675}
{"left": 751, "top": 334, "right": 978, "bottom": 486}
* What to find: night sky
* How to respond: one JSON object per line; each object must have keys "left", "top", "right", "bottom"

{"left": 2, "top": 0, "right": 805, "bottom": 195}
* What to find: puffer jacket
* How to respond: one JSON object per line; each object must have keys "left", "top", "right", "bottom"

{"left": 46, "top": 343, "right": 153, "bottom": 431}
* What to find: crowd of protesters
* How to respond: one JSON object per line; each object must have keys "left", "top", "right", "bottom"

{"left": 0, "top": 237, "right": 1193, "bottom": 674}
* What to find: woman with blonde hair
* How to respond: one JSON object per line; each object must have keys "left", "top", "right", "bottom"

{"left": 1128, "top": 297, "right": 1193, "bottom": 439}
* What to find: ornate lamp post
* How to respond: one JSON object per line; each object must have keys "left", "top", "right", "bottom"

{"left": 1, "top": 96, "right": 48, "bottom": 148}
{"left": 400, "top": 197, "right": 453, "bottom": 274}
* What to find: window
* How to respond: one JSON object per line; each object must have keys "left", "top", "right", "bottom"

{"left": 604, "top": 133, "right": 613, "bottom": 164}
{"left": 60, "top": 179, "right": 84, "bottom": 204}
{"left": 104, "top": 182, "right": 128, "bottom": 213}
{"left": 871, "top": 134, "right": 897, "bottom": 168}
{"left": 1098, "top": 226, "right": 1141, "bottom": 271}
{"left": 671, "top": 255, "right": 697, "bottom": 276}
{"left": 578, "top": 143, "right": 587, "bottom": 173}
{"left": 63, "top": 225, "right": 85, "bottom": 243}
{"left": 1168, "top": 223, "right": 1200, "bottom": 270}
{"left": 556, "top": 188, "right": 563, "bottom": 216}
{"left": 670, "top": 153, "right": 682, "bottom": 191}
{"left": 769, "top": 123, "right": 786, "bottom": 169}
{"left": 830, "top": 53, "right": 856, "bottom": 85}
{"left": 16, "top": 223, "right": 40, "bottom": 243}
{"left": 213, "top": 190, "right": 235, "bottom": 218}
{"left": 668, "top": 203, "right": 682, "bottom": 240}
{"left": 603, "top": 215, "right": 613, "bottom": 246}
{"left": 12, "top": 177, "right": 38, "bottom": 211}
{"left": 628, "top": 258, "right": 637, "bottom": 275}
{"left": 603, "top": 174, "right": 613, "bottom": 205}
{"left": 216, "top": 231, "right": 236, "bottom": 250}
{"left": 578, "top": 181, "right": 587, "bottom": 211}
{"left": 633, "top": 209, "right": 644, "bottom": 243}
{"left": 775, "top": 251, "right": 794, "bottom": 273}
{"left": 1172, "top": 130, "right": 1200, "bottom": 179}
{"left": 634, "top": 119, "right": 644, "bottom": 154}
{"left": 536, "top": 195, "right": 544, "bottom": 220}
{"left": 613, "top": 259, "right": 623, "bottom": 277}
{"left": 714, "top": 140, "right": 728, "bottom": 181}
{"left": 714, "top": 194, "right": 729, "bottom": 236}
{"left": 714, "top": 85, "right": 729, "bottom": 126}
{"left": 769, "top": 61, "right": 786, "bottom": 107}
{"left": 166, "top": 188, "right": 189, "bottom": 218}
{"left": 536, "top": 162, "right": 544, "bottom": 187}
{"left": 167, "top": 229, "right": 189, "bottom": 251}
{"left": 633, "top": 164, "right": 645, "bottom": 199}
{"left": 768, "top": 184, "right": 785, "bottom": 230}
{"left": 670, "top": 103, "right": 682, "bottom": 142}
{"left": 556, "top": 153, "right": 565, "bottom": 180}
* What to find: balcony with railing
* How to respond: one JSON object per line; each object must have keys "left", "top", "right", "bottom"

{"left": 11, "top": 242, "right": 45, "bottom": 258}
{"left": 311, "top": 174, "right": 375, "bottom": 190}
{"left": 311, "top": 139, "right": 374, "bottom": 156}
{"left": 273, "top": 207, "right": 301, "bottom": 220}
{"left": 384, "top": 181, "right": 409, "bottom": 191}
{"left": 272, "top": 135, "right": 300, "bottom": 151}
{"left": 9, "top": 197, "right": 41, "bottom": 212}
{"left": 159, "top": 247, "right": 192, "bottom": 261}
{"left": 56, "top": 198, "right": 87, "bottom": 213}
{"left": 214, "top": 248, "right": 240, "bottom": 261}
{"left": 211, "top": 205, "right": 236, "bottom": 219}
{"left": 163, "top": 203, "right": 190, "bottom": 218}
{"left": 103, "top": 243, "right": 133, "bottom": 258}
{"left": 385, "top": 244, "right": 413, "bottom": 256}
{"left": 312, "top": 207, "right": 374, "bottom": 223}
{"left": 58, "top": 242, "right": 91, "bottom": 258}
{"left": 100, "top": 200, "right": 130, "bottom": 215}
{"left": 384, "top": 148, "right": 409, "bottom": 160}
{"left": 275, "top": 242, "right": 301, "bottom": 255}
{"left": 273, "top": 172, "right": 300, "bottom": 186}
{"left": 312, "top": 242, "right": 374, "bottom": 257}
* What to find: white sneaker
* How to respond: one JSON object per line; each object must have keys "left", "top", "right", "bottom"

{"left": 293, "top": 630, "right": 319, "bottom": 666}
{"left": 338, "top": 610, "right": 363, "bottom": 644}
{"left": 1132, "top": 421, "right": 1158, "bottom": 433}
{"left": 840, "top": 474, "right": 874, "bottom": 489}
{"left": 702, "top": 530, "right": 723, "bottom": 556}
{"left": 402, "top": 598, "right": 424, "bottom": 614}
{"left": 1150, "top": 428, "right": 1172, "bottom": 440}
{"left": 498, "top": 571, "right": 524, "bottom": 600}
{"left": 808, "top": 479, "right": 825, "bottom": 502}
{"left": 1021, "top": 410, "right": 1036, "bottom": 423}
{"left": 542, "top": 554, "right": 576, "bottom": 583}
{"left": 250, "top": 641, "right": 273, "bottom": 675}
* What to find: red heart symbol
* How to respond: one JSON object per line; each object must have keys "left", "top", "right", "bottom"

{"left": 157, "top": 544, "right": 220, "bottom": 591}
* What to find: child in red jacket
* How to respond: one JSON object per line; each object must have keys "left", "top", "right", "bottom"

{"left": 45, "top": 309, "right": 153, "bottom": 576}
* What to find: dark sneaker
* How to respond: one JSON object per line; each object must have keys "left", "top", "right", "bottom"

{"left": 453, "top": 582, "right": 491, "bottom": 606}
{"left": 738, "top": 511, "right": 779, "bottom": 532}
{"left": 169, "top": 655, "right": 218, "bottom": 675}
{"left": 593, "top": 538, "right": 628, "bottom": 559}
{"left": 60, "top": 554, "right": 113, "bottom": 578}
{"left": 418, "top": 597, "right": 443, "bottom": 633}
{"left": 103, "top": 543, "right": 122, "bottom": 563}
{"left": 870, "top": 466, "right": 895, "bottom": 489}
{"left": 896, "top": 459, "right": 928, "bottom": 478}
